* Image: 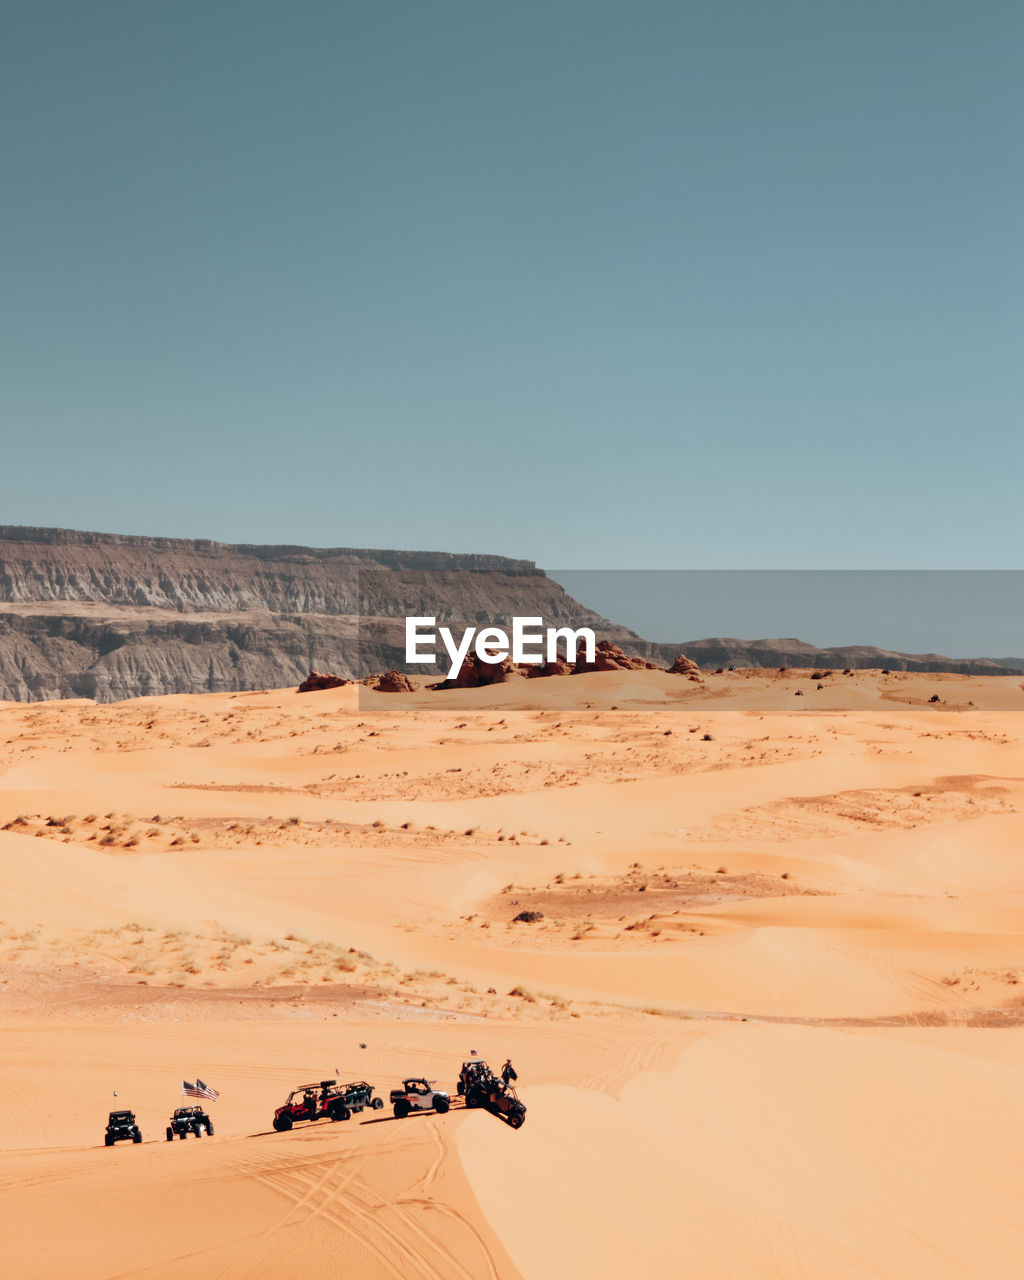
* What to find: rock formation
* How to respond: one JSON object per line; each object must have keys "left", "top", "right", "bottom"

{"left": 298, "top": 670, "right": 349, "bottom": 692}
{"left": 372, "top": 670, "right": 415, "bottom": 694}
{"left": 667, "top": 654, "right": 700, "bottom": 675}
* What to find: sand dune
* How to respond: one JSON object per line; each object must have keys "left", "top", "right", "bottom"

{"left": 2, "top": 671, "right": 1024, "bottom": 1275}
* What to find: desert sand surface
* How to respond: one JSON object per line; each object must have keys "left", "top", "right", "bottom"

{"left": 2, "top": 668, "right": 1024, "bottom": 1277}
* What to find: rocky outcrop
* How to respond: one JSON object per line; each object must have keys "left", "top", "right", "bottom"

{"left": 431, "top": 654, "right": 527, "bottom": 690}
{"left": 372, "top": 670, "right": 415, "bottom": 694}
{"left": 573, "top": 640, "right": 661, "bottom": 674}
{"left": 667, "top": 654, "right": 700, "bottom": 675}
{"left": 298, "top": 670, "right": 349, "bottom": 692}
{"left": 527, "top": 659, "right": 573, "bottom": 678}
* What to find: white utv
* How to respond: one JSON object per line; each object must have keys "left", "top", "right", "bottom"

{"left": 389, "top": 1078, "right": 451, "bottom": 1118}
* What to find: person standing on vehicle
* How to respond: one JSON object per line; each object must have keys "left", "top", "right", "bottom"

{"left": 501, "top": 1059, "right": 517, "bottom": 1087}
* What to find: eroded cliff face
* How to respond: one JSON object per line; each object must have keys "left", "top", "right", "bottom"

{"left": 1, "top": 528, "right": 1015, "bottom": 702}
{"left": 0, "top": 526, "right": 542, "bottom": 612}
{"left": 0, "top": 528, "right": 631, "bottom": 701}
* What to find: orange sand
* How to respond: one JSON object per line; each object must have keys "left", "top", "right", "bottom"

{"left": 1, "top": 668, "right": 1023, "bottom": 1277}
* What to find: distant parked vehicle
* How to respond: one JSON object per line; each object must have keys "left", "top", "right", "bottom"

{"left": 105, "top": 1110, "right": 142, "bottom": 1146}
{"left": 272, "top": 1079, "right": 382, "bottom": 1131}
{"left": 166, "top": 1105, "right": 213, "bottom": 1141}
{"left": 389, "top": 1078, "right": 451, "bottom": 1118}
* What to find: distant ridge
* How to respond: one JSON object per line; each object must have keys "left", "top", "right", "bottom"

{"left": 644, "top": 636, "right": 1021, "bottom": 679}
{"left": 0, "top": 527, "right": 1019, "bottom": 700}
{"left": 0, "top": 526, "right": 625, "bottom": 700}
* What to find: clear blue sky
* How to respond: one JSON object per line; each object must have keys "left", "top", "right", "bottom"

{"left": 552, "top": 570, "right": 1024, "bottom": 656}
{"left": 2, "top": 2, "right": 1020, "bottom": 569}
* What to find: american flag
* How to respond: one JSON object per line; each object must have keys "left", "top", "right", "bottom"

{"left": 182, "top": 1079, "right": 220, "bottom": 1101}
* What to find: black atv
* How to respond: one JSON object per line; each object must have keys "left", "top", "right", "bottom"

{"left": 464, "top": 1078, "right": 527, "bottom": 1129}
{"left": 105, "top": 1110, "right": 142, "bottom": 1146}
{"left": 166, "top": 1105, "right": 214, "bottom": 1141}
{"left": 337, "top": 1081, "right": 385, "bottom": 1115}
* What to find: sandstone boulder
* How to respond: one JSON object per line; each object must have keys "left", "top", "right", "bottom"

{"left": 432, "top": 653, "right": 528, "bottom": 690}
{"left": 374, "top": 670, "right": 415, "bottom": 693}
{"left": 298, "top": 670, "right": 349, "bottom": 692}
{"left": 667, "top": 654, "right": 700, "bottom": 675}
{"left": 527, "top": 659, "right": 573, "bottom": 678}
{"left": 573, "top": 640, "right": 659, "bottom": 674}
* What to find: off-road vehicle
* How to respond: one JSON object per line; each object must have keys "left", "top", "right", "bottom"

{"left": 464, "top": 1077, "right": 527, "bottom": 1129}
{"left": 271, "top": 1079, "right": 382, "bottom": 1131}
{"left": 337, "top": 1080, "right": 384, "bottom": 1115}
{"left": 456, "top": 1059, "right": 492, "bottom": 1096}
{"left": 166, "top": 1105, "right": 214, "bottom": 1141}
{"left": 105, "top": 1110, "right": 142, "bottom": 1146}
{"left": 389, "top": 1078, "right": 451, "bottom": 1118}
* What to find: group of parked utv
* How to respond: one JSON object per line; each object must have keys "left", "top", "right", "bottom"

{"left": 271, "top": 1058, "right": 524, "bottom": 1130}
{"left": 104, "top": 1105, "right": 213, "bottom": 1146}
{"left": 104, "top": 1056, "right": 524, "bottom": 1147}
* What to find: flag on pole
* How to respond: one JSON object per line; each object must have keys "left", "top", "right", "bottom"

{"left": 183, "top": 1079, "right": 220, "bottom": 1101}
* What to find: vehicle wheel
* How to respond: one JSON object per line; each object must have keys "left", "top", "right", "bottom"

{"left": 456, "top": 1081, "right": 464, "bottom": 1095}
{"left": 394, "top": 1099, "right": 410, "bottom": 1119}
{"left": 273, "top": 1114, "right": 293, "bottom": 1132}
{"left": 508, "top": 1109, "right": 525, "bottom": 1129}
{"left": 372, "top": 1096, "right": 384, "bottom": 1110}
{"left": 465, "top": 1093, "right": 479, "bottom": 1109}
{"left": 105, "top": 1135, "right": 114, "bottom": 1146}
{"left": 434, "top": 1096, "right": 450, "bottom": 1114}
{"left": 194, "top": 1124, "right": 204, "bottom": 1137}
{"left": 206, "top": 1121, "right": 214, "bottom": 1136}
{"left": 133, "top": 1131, "right": 143, "bottom": 1143}
{"left": 166, "top": 1128, "right": 173, "bottom": 1142}
{"left": 178, "top": 1130, "right": 186, "bottom": 1139}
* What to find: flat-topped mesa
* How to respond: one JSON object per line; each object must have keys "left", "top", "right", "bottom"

{"left": 0, "top": 525, "right": 540, "bottom": 613}
{"left": 0, "top": 526, "right": 643, "bottom": 702}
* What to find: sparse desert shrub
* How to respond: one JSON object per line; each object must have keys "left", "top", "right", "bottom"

{"left": 507, "top": 986, "right": 536, "bottom": 1002}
